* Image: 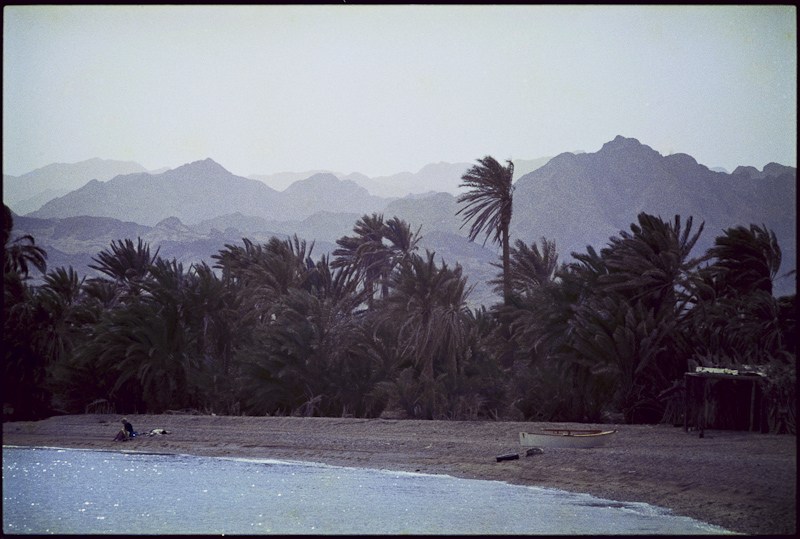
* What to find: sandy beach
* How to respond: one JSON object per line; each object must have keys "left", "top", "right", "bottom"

{"left": 3, "top": 414, "right": 795, "bottom": 535}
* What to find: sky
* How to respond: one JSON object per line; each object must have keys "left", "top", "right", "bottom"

{"left": 3, "top": 5, "right": 797, "bottom": 180}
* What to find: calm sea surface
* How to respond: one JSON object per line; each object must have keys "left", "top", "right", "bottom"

{"left": 3, "top": 446, "right": 732, "bottom": 535}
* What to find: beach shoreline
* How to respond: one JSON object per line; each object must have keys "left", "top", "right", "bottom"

{"left": 3, "top": 414, "right": 796, "bottom": 535}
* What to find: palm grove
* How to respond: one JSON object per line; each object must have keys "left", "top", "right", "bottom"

{"left": 3, "top": 157, "right": 796, "bottom": 432}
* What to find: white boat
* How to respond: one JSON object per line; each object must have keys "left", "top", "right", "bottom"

{"left": 519, "top": 428, "right": 617, "bottom": 449}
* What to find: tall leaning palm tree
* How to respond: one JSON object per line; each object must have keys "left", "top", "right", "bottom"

{"left": 456, "top": 156, "right": 515, "bottom": 305}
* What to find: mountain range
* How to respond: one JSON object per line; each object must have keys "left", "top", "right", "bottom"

{"left": 246, "top": 158, "right": 558, "bottom": 197}
{"left": 3, "top": 158, "right": 152, "bottom": 215}
{"left": 511, "top": 136, "right": 796, "bottom": 288}
{"left": 8, "top": 136, "right": 796, "bottom": 303}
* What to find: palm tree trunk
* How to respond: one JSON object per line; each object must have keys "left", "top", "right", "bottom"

{"left": 500, "top": 216, "right": 517, "bottom": 367}
{"left": 422, "top": 353, "right": 435, "bottom": 419}
{"left": 502, "top": 221, "right": 511, "bottom": 306}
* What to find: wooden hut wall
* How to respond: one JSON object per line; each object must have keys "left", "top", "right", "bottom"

{"left": 684, "top": 374, "right": 766, "bottom": 432}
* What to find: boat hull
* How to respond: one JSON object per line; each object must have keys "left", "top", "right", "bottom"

{"left": 519, "top": 429, "right": 616, "bottom": 449}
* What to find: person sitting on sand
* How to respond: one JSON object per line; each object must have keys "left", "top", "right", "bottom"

{"left": 113, "top": 418, "right": 135, "bottom": 442}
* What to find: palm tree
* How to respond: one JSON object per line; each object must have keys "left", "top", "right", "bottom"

{"left": 212, "top": 237, "right": 266, "bottom": 287}
{"left": 495, "top": 237, "right": 560, "bottom": 298}
{"left": 383, "top": 216, "right": 422, "bottom": 265}
{"left": 256, "top": 235, "right": 316, "bottom": 296}
{"left": 185, "top": 262, "right": 245, "bottom": 376}
{"left": 567, "top": 294, "right": 674, "bottom": 423}
{"left": 82, "top": 256, "right": 194, "bottom": 413}
{"left": 506, "top": 217, "right": 706, "bottom": 423}
{"left": 3, "top": 205, "right": 47, "bottom": 280}
{"left": 332, "top": 213, "right": 387, "bottom": 306}
{"left": 36, "top": 267, "right": 89, "bottom": 366}
{"left": 68, "top": 256, "right": 197, "bottom": 413}
{"left": 88, "top": 237, "right": 160, "bottom": 299}
{"left": 456, "top": 156, "right": 515, "bottom": 305}
{"left": 3, "top": 280, "right": 49, "bottom": 418}
{"left": 705, "top": 223, "right": 782, "bottom": 297}
{"left": 332, "top": 214, "right": 421, "bottom": 308}
{"left": 380, "top": 251, "right": 471, "bottom": 418}
{"left": 213, "top": 236, "right": 316, "bottom": 323}
{"left": 500, "top": 244, "right": 615, "bottom": 422}
{"left": 597, "top": 214, "right": 709, "bottom": 387}
{"left": 683, "top": 225, "right": 791, "bottom": 368}
{"left": 598, "top": 213, "right": 706, "bottom": 319}
{"left": 239, "top": 255, "right": 380, "bottom": 417}
{"left": 3, "top": 205, "right": 51, "bottom": 418}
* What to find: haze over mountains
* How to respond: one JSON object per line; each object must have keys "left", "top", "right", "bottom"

{"left": 511, "top": 136, "right": 797, "bottom": 280}
{"left": 247, "top": 157, "right": 559, "bottom": 197}
{"left": 3, "top": 158, "right": 152, "bottom": 215}
{"left": 24, "top": 159, "right": 395, "bottom": 226}
{"left": 7, "top": 136, "right": 796, "bottom": 303}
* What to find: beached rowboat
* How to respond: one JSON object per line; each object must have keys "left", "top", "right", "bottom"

{"left": 519, "top": 428, "right": 617, "bottom": 449}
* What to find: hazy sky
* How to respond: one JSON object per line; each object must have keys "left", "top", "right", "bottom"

{"left": 3, "top": 5, "right": 796, "bottom": 179}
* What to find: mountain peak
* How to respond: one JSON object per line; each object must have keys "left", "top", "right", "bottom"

{"left": 154, "top": 216, "right": 188, "bottom": 230}
{"left": 732, "top": 162, "right": 796, "bottom": 179}
{"left": 281, "top": 172, "right": 343, "bottom": 194}
{"left": 305, "top": 172, "right": 341, "bottom": 183}
{"left": 763, "top": 162, "right": 796, "bottom": 177}
{"left": 664, "top": 152, "right": 698, "bottom": 168}
{"left": 599, "top": 135, "right": 662, "bottom": 162}
{"left": 172, "top": 158, "right": 231, "bottom": 176}
{"left": 602, "top": 135, "right": 644, "bottom": 151}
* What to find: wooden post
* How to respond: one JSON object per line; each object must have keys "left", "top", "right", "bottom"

{"left": 749, "top": 379, "right": 757, "bottom": 432}
{"left": 701, "top": 377, "right": 708, "bottom": 438}
{"left": 684, "top": 373, "right": 689, "bottom": 431}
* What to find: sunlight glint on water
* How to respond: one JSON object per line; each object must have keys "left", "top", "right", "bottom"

{"left": 3, "top": 446, "right": 732, "bottom": 535}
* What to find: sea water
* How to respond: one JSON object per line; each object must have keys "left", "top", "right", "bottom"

{"left": 3, "top": 446, "right": 732, "bottom": 535}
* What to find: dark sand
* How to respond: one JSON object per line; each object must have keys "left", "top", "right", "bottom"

{"left": 3, "top": 414, "right": 796, "bottom": 534}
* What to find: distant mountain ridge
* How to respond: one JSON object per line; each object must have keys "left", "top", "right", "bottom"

{"left": 28, "top": 159, "right": 396, "bottom": 226}
{"left": 338, "top": 159, "right": 559, "bottom": 198}
{"left": 249, "top": 162, "right": 476, "bottom": 198}
{"left": 355, "top": 162, "right": 474, "bottom": 197}
{"left": 510, "top": 135, "right": 796, "bottom": 297}
{"left": 248, "top": 170, "right": 336, "bottom": 192}
{"left": 29, "top": 159, "right": 274, "bottom": 226}
{"left": 3, "top": 158, "right": 150, "bottom": 213}
{"left": 10, "top": 157, "right": 552, "bottom": 217}
{"left": 9, "top": 135, "right": 797, "bottom": 304}
{"left": 280, "top": 173, "right": 389, "bottom": 219}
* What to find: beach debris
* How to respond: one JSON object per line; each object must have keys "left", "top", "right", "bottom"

{"left": 496, "top": 447, "right": 543, "bottom": 462}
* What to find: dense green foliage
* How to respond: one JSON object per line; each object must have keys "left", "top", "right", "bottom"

{"left": 3, "top": 195, "right": 796, "bottom": 431}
